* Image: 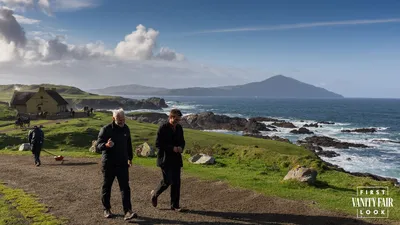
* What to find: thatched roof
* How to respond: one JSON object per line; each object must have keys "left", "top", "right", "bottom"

{"left": 10, "top": 90, "right": 68, "bottom": 106}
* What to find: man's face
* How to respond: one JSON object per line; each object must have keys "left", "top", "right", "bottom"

{"left": 113, "top": 114, "right": 125, "bottom": 127}
{"left": 169, "top": 115, "right": 181, "bottom": 126}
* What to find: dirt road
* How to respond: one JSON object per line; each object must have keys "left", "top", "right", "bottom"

{"left": 0, "top": 155, "right": 392, "bottom": 225}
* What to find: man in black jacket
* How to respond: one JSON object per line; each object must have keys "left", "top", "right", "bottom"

{"left": 28, "top": 125, "right": 44, "bottom": 166}
{"left": 151, "top": 108, "right": 185, "bottom": 211}
{"left": 96, "top": 108, "right": 137, "bottom": 220}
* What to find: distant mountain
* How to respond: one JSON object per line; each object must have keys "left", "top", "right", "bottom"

{"left": 89, "top": 84, "right": 168, "bottom": 95}
{"left": 90, "top": 75, "right": 344, "bottom": 98}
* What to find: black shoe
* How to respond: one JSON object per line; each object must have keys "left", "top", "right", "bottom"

{"left": 35, "top": 162, "right": 41, "bottom": 167}
{"left": 124, "top": 210, "right": 137, "bottom": 220}
{"left": 151, "top": 190, "right": 157, "bottom": 207}
{"left": 104, "top": 209, "right": 113, "bottom": 218}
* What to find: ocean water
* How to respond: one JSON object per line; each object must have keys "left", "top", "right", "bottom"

{"left": 125, "top": 96, "right": 400, "bottom": 181}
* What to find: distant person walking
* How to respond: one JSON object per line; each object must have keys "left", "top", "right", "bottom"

{"left": 28, "top": 125, "right": 44, "bottom": 167}
{"left": 96, "top": 108, "right": 137, "bottom": 221}
{"left": 151, "top": 108, "right": 185, "bottom": 211}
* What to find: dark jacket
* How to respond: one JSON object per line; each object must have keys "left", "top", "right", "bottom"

{"left": 156, "top": 122, "right": 185, "bottom": 168}
{"left": 96, "top": 122, "right": 133, "bottom": 166}
{"left": 28, "top": 127, "right": 44, "bottom": 146}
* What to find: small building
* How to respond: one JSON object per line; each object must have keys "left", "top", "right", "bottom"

{"left": 10, "top": 87, "right": 69, "bottom": 114}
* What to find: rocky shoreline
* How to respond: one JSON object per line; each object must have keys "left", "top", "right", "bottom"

{"left": 126, "top": 110, "right": 399, "bottom": 185}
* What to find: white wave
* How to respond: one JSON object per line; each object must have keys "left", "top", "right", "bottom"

{"left": 222, "top": 113, "right": 245, "bottom": 118}
{"left": 377, "top": 127, "right": 390, "bottom": 131}
{"left": 319, "top": 148, "right": 400, "bottom": 180}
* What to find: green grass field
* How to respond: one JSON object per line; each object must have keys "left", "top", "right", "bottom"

{"left": 0, "top": 104, "right": 16, "bottom": 121}
{"left": 0, "top": 184, "right": 64, "bottom": 225}
{"left": 0, "top": 112, "right": 399, "bottom": 224}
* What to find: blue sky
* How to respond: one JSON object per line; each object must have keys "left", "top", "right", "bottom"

{"left": 1, "top": 0, "right": 400, "bottom": 97}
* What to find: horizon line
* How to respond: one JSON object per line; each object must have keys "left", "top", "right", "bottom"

{"left": 187, "top": 18, "right": 400, "bottom": 35}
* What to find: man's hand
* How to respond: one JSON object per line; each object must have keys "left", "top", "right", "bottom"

{"left": 105, "top": 138, "right": 114, "bottom": 148}
{"left": 173, "top": 146, "right": 183, "bottom": 153}
{"left": 128, "top": 160, "right": 132, "bottom": 167}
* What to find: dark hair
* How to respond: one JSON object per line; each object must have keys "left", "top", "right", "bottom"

{"left": 169, "top": 108, "right": 182, "bottom": 117}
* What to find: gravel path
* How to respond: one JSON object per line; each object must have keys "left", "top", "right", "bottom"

{"left": 0, "top": 155, "right": 393, "bottom": 225}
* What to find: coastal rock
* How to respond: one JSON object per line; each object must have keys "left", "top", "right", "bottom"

{"left": 250, "top": 117, "right": 285, "bottom": 123}
{"left": 283, "top": 166, "right": 317, "bottom": 185}
{"left": 303, "top": 123, "right": 319, "bottom": 128}
{"left": 322, "top": 161, "right": 399, "bottom": 184}
{"left": 317, "top": 150, "right": 340, "bottom": 158}
{"left": 318, "top": 121, "right": 335, "bottom": 125}
{"left": 181, "top": 112, "right": 248, "bottom": 131}
{"left": 300, "top": 144, "right": 323, "bottom": 152}
{"left": 342, "top": 128, "right": 377, "bottom": 133}
{"left": 267, "top": 125, "right": 277, "bottom": 129}
{"left": 298, "top": 136, "right": 369, "bottom": 149}
{"left": 290, "top": 127, "right": 314, "bottom": 134}
{"left": 271, "top": 122, "right": 296, "bottom": 128}
{"left": 243, "top": 118, "right": 270, "bottom": 134}
{"left": 128, "top": 112, "right": 168, "bottom": 124}
{"left": 188, "top": 154, "right": 215, "bottom": 165}
{"left": 145, "top": 97, "right": 168, "bottom": 108}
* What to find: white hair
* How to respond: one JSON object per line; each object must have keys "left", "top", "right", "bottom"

{"left": 113, "top": 108, "right": 125, "bottom": 118}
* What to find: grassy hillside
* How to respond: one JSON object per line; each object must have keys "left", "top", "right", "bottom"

{"left": 0, "top": 103, "right": 16, "bottom": 121}
{"left": 0, "top": 84, "right": 115, "bottom": 102}
{"left": 0, "top": 112, "right": 399, "bottom": 224}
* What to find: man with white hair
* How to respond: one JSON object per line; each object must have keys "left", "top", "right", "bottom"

{"left": 96, "top": 108, "right": 136, "bottom": 220}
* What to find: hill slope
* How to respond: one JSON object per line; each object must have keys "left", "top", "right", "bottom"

{"left": 91, "top": 75, "right": 344, "bottom": 98}
{"left": 89, "top": 84, "right": 168, "bottom": 95}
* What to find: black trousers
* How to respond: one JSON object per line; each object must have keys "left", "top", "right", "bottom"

{"left": 101, "top": 164, "right": 132, "bottom": 213}
{"left": 31, "top": 145, "right": 41, "bottom": 164}
{"left": 154, "top": 166, "right": 181, "bottom": 208}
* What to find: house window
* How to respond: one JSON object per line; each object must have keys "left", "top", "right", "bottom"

{"left": 40, "top": 96, "right": 43, "bottom": 99}
{"left": 38, "top": 107, "right": 41, "bottom": 111}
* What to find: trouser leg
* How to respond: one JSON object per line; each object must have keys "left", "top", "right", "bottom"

{"left": 170, "top": 167, "right": 181, "bottom": 208}
{"left": 102, "top": 166, "right": 115, "bottom": 210}
{"left": 154, "top": 167, "right": 170, "bottom": 197}
{"left": 116, "top": 165, "right": 132, "bottom": 213}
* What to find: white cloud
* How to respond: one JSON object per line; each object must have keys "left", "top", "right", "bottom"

{"left": 191, "top": 18, "right": 400, "bottom": 34}
{"left": 13, "top": 14, "right": 39, "bottom": 24}
{"left": 0, "top": 8, "right": 256, "bottom": 89}
{"left": 115, "top": 24, "right": 184, "bottom": 61}
{"left": 115, "top": 24, "right": 159, "bottom": 61}
{"left": 0, "top": 8, "right": 27, "bottom": 47}
{"left": 0, "top": 10, "right": 184, "bottom": 64}
{"left": 38, "top": 0, "right": 50, "bottom": 15}
{"left": 54, "top": 0, "right": 96, "bottom": 10}
{"left": 0, "top": 0, "right": 33, "bottom": 8}
{"left": 0, "top": 38, "right": 18, "bottom": 62}
{"left": 1, "top": 0, "right": 96, "bottom": 16}
{"left": 155, "top": 47, "right": 185, "bottom": 61}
